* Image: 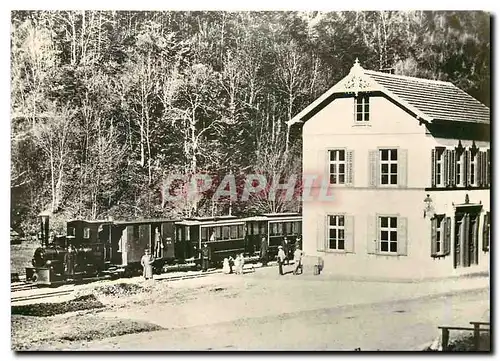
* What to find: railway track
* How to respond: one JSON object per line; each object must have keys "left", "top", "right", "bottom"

{"left": 11, "top": 289, "right": 73, "bottom": 303}
{"left": 10, "top": 269, "right": 223, "bottom": 304}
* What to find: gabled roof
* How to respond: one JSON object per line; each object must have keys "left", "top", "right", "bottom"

{"left": 288, "top": 59, "right": 490, "bottom": 126}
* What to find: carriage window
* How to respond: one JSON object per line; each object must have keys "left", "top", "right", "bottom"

{"left": 185, "top": 226, "right": 190, "bottom": 241}
{"left": 230, "top": 225, "right": 238, "bottom": 239}
{"left": 270, "top": 223, "right": 277, "bottom": 236}
{"left": 201, "top": 228, "right": 208, "bottom": 241}
{"left": 277, "top": 223, "right": 283, "bottom": 235}
{"left": 298, "top": 222, "right": 302, "bottom": 234}
{"left": 68, "top": 227, "right": 75, "bottom": 236}
{"left": 285, "top": 222, "right": 293, "bottom": 234}
{"left": 292, "top": 222, "right": 299, "bottom": 234}
{"left": 238, "top": 225, "right": 245, "bottom": 238}
{"left": 260, "top": 223, "right": 266, "bottom": 234}
{"left": 216, "top": 227, "right": 222, "bottom": 239}
{"left": 222, "top": 226, "right": 230, "bottom": 239}
{"left": 83, "top": 227, "right": 90, "bottom": 239}
{"left": 249, "top": 223, "right": 255, "bottom": 235}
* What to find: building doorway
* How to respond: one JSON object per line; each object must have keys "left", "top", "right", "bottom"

{"left": 454, "top": 205, "right": 482, "bottom": 268}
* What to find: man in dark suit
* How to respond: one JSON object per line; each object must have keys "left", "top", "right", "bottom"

{"left": 201, "top": 243, "right": 211, "bottom": 272}
{"left": 282, "top": 237, "right": 290, "bottom": 265}
{"left": 260, "top": 236, "right": 268, "bottom": 266}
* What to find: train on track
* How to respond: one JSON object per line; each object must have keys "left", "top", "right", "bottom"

{"left": 25, "top": 212, "right": 302, "bottom": 286}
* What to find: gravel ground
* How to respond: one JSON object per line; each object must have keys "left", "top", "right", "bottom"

{"left": 12, "top": 264, "right": 490, "bottom": 351}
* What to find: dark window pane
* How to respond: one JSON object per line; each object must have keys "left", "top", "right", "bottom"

{"left": 338, "top": 239, "right": 345, "bottom": 250}
{"left": 381, "top": 175, "right": 389, "bottom": 184}
{"left": 381, "top": 217, "right": 388, "bottom": 228}
{"left": 339, "top": 151, "right": 345, "bottom": 161}
{"left": 390, "top": 164, "right": 397, "bottom": 173}
{"left": 381, "top": 230, "right": 388, "bottom": 240}
{"left": 381, "top": 150, "right": 388, "bottom": 160}
{"left": 223, "top": 226, "right": 230, "bottom": 239}
{"left": 338, "top": 229, "right": 345, "bottom": 239}
{"left": 329, "top": 229, "right": 336, "bottom": 239}
{"left": 381, "top": 164, "right": 389, "bottom": 173}
{"left": 365, "top": 113, "right": 370, "bottom": 121}
{"left": 330, "top": 175, "right": 336, "bottom": 184}
{"left": 339, "top": 216, "right": 345, "bottom": 226}
{"left": 216, "top": 227, "right": 222, "bottom": 239}
{"left": 381, "top": 241, "right": 388, "bottom": 252}
{"left": 357, "top": 113, "right": 363, "bottom": 121}
{"left": 357, "top": 104, "right": 363, "bottom": 113}
{"left": 391, "top": 150, "right": 398, "bottom": 161}
{"left": 390, "top": 217, "right": 397, "bottom": 228}
{"left": 436, "top": 242, "right": 441, "bottom": 253}
{"left": 331, "top": 164, "right": 337, "bottom": 173}
{"left": 391, "top": 175, "right": 398, "bottom": 184}
{"left": 330, "top": 151, "right": 336, "bottom": 161}
{"left": 339, "top": 175, "right": 345, "bottom": 184}
{"left": 390, "top": 242, "right": 398, "bottom": 253}
{"left": 364, "top": 102, "right": 369, "bottom": 112}
{"left": 390, "top": 231, "right": 397, "bottom": 242}
{"left": 329, "top": 240, "right": 336, "bottom": 249}
{"left": 329, "top": 216, "right": 336, "bottom": 226}
{"left": 339, "top": 164, "right": 345, "bottom": 174}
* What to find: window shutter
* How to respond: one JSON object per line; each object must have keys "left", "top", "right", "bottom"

{"left": 463, "top": 214, "right": 470, "bottom": 266}
{"left": 398, "top": 149, "right": 408, "bottom": 188}
{"left": 344, "top": 215, "right": 355, "bottom": 253}
{"left": 317, "top": 215, "right": 326, "bottom": 252}
{"left": 368, "top": 150, "right": 378, "bottom": 187}
{"left": 481, "top": 151, "right": 487, "bottom": 187}
{"left": 482, "top": 212, "right": 489, "bottom": 252}
{"left": 487, "top": 149, "right": 491, "bottom": 186}
{"left": 449, "top": 150, "right": 456, "bottom": 187}
{"left": 319, "top": 149, "right": 328, "bottom": 181}
{"left": 443, "top": 217, "right": 451, "bottom": 256}
{"left": 346, "top": 150, "right": 354, "bottom": 186}
{"left": 367, "top": 215, "right": 378, "bottom": 254}
{"left": 443, "top": 150, "right": 450, "bottom": 187}
{"left": 431, "top": 218, "right": 437, "bottom": 256}
{"left": 431, "top": 148, "right": 436, "bottom": 187}
{"left": 397, "top": 217, "right": 408, "bottom": 256}
{"left": 464, "top": 150, "right": 471, "bottom": 187}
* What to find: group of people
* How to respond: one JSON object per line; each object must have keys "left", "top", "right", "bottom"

{"left": 140, "top": 230, "right": 304, "bottom": 280}
{"left": 222, "top": 253, "right": 245, "bottom": 274}
{"left": 277, "top": 237, "right": 304, "bottom": 276}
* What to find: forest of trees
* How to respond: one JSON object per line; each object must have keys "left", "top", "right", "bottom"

{"left": 10, "top": 10, "right": 490, "bottom": 235}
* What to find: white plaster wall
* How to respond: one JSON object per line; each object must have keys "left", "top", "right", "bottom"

{"left": 301, "top": 94, "right": 490, "bottom": 279}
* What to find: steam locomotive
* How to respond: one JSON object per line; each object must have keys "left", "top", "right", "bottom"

{"left": 25, "top": 212, "right": 302, "bottom": 286}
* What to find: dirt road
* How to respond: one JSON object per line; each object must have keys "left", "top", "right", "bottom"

{"left": 53, "top": 266, "right": 489, "bottom": 351}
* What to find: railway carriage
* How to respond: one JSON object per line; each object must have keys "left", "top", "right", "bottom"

{"left": 24, "top": 212, "right": 303, "bottom": 285}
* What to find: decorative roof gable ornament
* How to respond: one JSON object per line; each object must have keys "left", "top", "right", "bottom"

{"left": 342, "top": 58, "right": 374, "bottom": 96}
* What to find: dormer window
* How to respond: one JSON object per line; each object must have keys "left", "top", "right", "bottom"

{"left": 355, "top": 95, "right": 370, "bottom": 122}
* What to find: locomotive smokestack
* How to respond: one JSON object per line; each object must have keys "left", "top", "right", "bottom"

{"left": 39, "top": 211, "right": 50, "bottom": 247}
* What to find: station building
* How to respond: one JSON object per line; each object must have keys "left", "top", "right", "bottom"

{"left": 289, "top": 60, "right": 490, "bottom": 279}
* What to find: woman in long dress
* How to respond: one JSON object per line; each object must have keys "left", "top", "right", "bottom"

{"left": 140, "top": 249, "right": 154, "bottom": 280}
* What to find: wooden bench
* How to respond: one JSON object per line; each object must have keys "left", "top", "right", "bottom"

{"left": 438, "top": 321, "right": 490, "bottom": 351}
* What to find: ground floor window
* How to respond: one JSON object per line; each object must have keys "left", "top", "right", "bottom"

{"left": 379, "top": 216, "right": 397, "bottom": 253}
{"left": 327, "top": 215, "right": 345, "bottom": 250}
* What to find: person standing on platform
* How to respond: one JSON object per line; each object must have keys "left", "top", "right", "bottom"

{"left": 282, "top": 237, "right": 290, "bottom": 265}
{"left": 154, "top": 227, "right": 163, "bottom": 258}
{"left": 293, "top": 246, "right": 304, "bottom": 275}
{"left": 201, "top": 243, "right": 211, "bottom": 272}
{"left": 141, "top": 249, "right": 154, "bottom": 280}
{"left": 277, "top": 245, "right": 286, "bottom": 276}
{"left": 260, "top": 236, "right": 268, "bottom": 267}
{"left": 64, "top": 245, "right": 75, "bottom": 280}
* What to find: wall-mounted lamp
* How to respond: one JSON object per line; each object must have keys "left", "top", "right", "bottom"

{"left": 424, "top": 194, "right": 435, "bottom": 219}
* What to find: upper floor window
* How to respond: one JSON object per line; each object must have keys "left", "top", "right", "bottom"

{"left": 380, "top": 149, "right": 398, "bottom": 185}
{"left": 355, "top": 95, "right": 369, "bottom": 122}
{"left": 329, "top": 149, "right": 345, "bottom": 184}
{"left": 431, "top": 146, "right": 489, "bottom": 188}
